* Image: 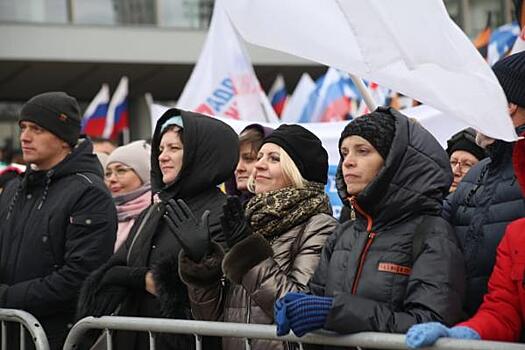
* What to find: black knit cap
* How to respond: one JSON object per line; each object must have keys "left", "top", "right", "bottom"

{"left": 262, "top": 124, "right": 328, "bottom": 184}
{"left": 492, "top": 50, "right": 525, "bottom": 108}
{"left": 339, "top": 109, "right": 396, "bottom": 160}
{"left": 19, "top": 92, "right": 82, "bottom": 146}
{"left": 446, "top": 128, "right": 486, "bottom": 161}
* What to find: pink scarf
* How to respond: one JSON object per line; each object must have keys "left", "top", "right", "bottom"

{"left": 114, "top": 189, "right": 151, "bottom": 251}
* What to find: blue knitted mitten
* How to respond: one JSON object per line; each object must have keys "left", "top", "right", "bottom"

{"left": 448, "top": 326, "right": 480, "bottom": 340}
{"left": 286, "top": 294, "right": 333, "bottom": 337}
{"left": 406, "top": 322, "right": 480, "bottom": 349}
{"left": 274, "top": 292, "right": 308, "bottom": 336}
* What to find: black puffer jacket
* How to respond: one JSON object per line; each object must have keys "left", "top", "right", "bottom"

{"left": 0, "top": 139, "right": 116, "bottom": 350}
{"left": 77, "top": 109, "right": 239, "bottom": 350}
{"left": 309, "top": 107, "right": 466, "bottom": 334}
{"left": 442, "top": 124, "right": 525, "bottom": 316}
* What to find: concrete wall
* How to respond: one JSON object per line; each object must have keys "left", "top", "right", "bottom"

{"left": 0, "top": 23, "right": 312, "bottom": 65}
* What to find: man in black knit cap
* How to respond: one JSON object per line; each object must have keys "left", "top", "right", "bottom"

{"left": 443, "top": 50, "right": 525, "bottom": 317}
{"left": 0, "top": 92, "right": 116, "bottom": 349}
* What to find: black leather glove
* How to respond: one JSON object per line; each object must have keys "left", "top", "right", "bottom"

{"left": 220, "top": 196, "right": 252, "bottom": 248}
{"left": 100, "top": 265, "right": 148, "bottom": 290}
{"left": 164, "top": 199, "right": 211, "bottom": 262}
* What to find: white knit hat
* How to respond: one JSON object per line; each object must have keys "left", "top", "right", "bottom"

{"left": 106, "top": 140, "right": 151, "bottom": 184}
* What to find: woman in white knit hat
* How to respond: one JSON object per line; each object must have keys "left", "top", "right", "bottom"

{"left": 105, "top": 140, "right": 151, "bottom": 251}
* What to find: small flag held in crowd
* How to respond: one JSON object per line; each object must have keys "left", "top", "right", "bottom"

{"left": 267, "top": 75, "right": 288, "bottom": 117}
{"left": 81, "top": 84, "right": 110, "bottom": 137}
{"left": 281, "top": 73, "right": 315, "bottom": 123}
{"left": 103, "top": 76, "right": 129, "bottom": 141}
{"left": 299, "top": 68, "right": 355, "bottom": 123}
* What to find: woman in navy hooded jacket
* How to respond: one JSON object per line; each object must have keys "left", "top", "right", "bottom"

{"left": 406, "top": 138, "right": 525, "bottom": 348}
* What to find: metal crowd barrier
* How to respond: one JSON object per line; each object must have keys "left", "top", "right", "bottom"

{"left": 0, "top": 308, "right": 50, "bottom": 350}
{"left": 63, "top": 316, "right": 525, "bottom": 350}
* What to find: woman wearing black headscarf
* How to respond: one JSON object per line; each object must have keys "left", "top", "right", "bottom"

{"left": 77, "top": 109, "right": 239, "bottom": 350}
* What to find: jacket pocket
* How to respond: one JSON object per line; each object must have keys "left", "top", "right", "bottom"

{"left": 70, "top": 213, "right": 109, "bottom": 227}
{"left": 377, "top": 250, "right": 412, "bottom": 308}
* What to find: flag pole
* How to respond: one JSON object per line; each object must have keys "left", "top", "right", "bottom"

{"left": 348, "top": 74, "right": 378, "bottom": 112}
{"left": 122, "top": 128, "right": 130, "bottom": 144}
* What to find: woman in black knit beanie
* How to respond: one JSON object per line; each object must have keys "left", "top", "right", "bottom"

{"left": 170, "top": 124, "right": 338, "bottom": 350}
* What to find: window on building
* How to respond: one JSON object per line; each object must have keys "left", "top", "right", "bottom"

{"left": 0, "top": 0, "right": 67, "bottom": 24}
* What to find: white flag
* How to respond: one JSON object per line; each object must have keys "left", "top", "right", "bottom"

{"left": 223, "top": 0, "right": 517, "bottom": 141}
{"left": 177, "top": 0, "right": 278, "bottom": 123}
{"left": 281, "top": 73, "right": 315, "bottom": 123}
{"left": 150, "top": 103, "right": 170, "bottom": 135}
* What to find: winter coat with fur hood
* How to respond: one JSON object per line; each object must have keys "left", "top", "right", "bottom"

{"left": 309, "top": 108, "right": 466, "bottom": 335}
{"left": 77, "top": 109, "right": 239, "bottom": 350}
{"left": 179, "top": 205, "right": 337, "bottom": 350}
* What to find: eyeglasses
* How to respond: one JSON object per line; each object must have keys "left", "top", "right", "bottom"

{"left": 450, "top": 159, "right": 475, "bottom": 173}
{"left": 105, "top": 167, "right": 133, "bottom": 179}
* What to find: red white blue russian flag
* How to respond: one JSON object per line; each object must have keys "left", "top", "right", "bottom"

{"left": 268, "top": 75, "right": 287, "bottom": 117}
{"left": 81, "top": 84, "right": 110, "bottom": 137}
{"left": 103, "top": 77, "right": 129, "bottom": 140}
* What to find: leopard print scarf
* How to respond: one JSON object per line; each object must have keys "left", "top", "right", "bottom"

{"left": 245, "top": 182, "right": 332, "bottom": 241}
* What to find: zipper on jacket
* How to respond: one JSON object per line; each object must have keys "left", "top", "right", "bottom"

{"left": 349, "top": 197, "right": 376, "bottom": 295}
{"left": 351, "top": 232, "right": 376, "bottom": 294}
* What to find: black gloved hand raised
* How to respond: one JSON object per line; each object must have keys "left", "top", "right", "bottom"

{"left": 164, "top": 199, "right": 211, "bottom": 262}
{"left": 220, "top": 196, "right": 252, "bottom": 248}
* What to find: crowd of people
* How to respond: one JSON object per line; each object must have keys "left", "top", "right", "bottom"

{"left": 0, "top": 49, "right": 524, "bottom": 350}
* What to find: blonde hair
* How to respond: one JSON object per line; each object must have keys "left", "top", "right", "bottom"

{"left": 247, "top": 145, "right": 307, "bottom": 193}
